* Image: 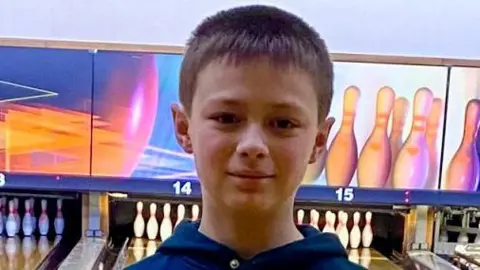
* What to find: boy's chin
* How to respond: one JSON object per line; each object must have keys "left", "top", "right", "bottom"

{"left": 223, "top": 194, "right": 277, "bottom": 214}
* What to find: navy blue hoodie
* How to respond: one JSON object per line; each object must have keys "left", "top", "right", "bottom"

{"left": 126, "top": 221, "right": 365, "bottom": 269}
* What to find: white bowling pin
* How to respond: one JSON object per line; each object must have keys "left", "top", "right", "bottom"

{"left": 133, "top": 201, "right": 145, "bottom": 238}
{"left": 393, "top": 88, "right": 434, "bottom": 189}
{"left": 358, "top": 86, "right": 395, "bottom": 188}
{"left": 326, "top": 86, "right": 360, "bottom": 186}
{"left": 13, "top": 198, "right": 20, "bottom": 233}
{"left": 386, "top": 97, "right": 410, "bottom": 188}
{"left": 310, "top": 209, "right": 319, "bottom": 230}
{"left": 336, "top": 212, "right": 349, "bottom": 249}
{"left": 38, "top": 199, "right": 49, "bottom": 236}
{"left": 5, "top": 200, "right": 17, "bottom": 237}
{"left": 191, "top": 204, "right": 200, "bottom": 221}
{"left": 22, "top": 199, "right": 34, "bottom": 236}
{"left": 146, "top": 203, "right": 159, "bottom": 240}
{"left": 54, "top": 199, "right": 64, "bottom": 235}
{"left": 350, "top": 211, "right": 361, "bottom": 249}
{"left": 159, "top": 203, "right": 172, "bottom": 241}
{"left": 322, "top": 211, "right": 336, "bottom": 234}
{"left": 175, "top": 204, "right": 185, "bottom": 228}
{"left": 30, "top": 198, "right": 37, "bottom": 233}
{"left": 444, "top": 99, "right": 480, "bottom": 191}
{"left": 362, "top": 212, "right": 373, "bottom": 248}
{"left": 425, "top": 98, "right": 444, "bottom": 190}
{"left": 296, "top": 209, "right": 305, "bottom": 225}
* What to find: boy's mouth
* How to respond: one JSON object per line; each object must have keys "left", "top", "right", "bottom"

{"left": 227, "top": 171, "right": 275, "bottom": 179}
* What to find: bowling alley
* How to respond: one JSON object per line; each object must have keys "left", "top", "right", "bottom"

{"left": 0, "top": 1, "right": 479, "bottom": 269}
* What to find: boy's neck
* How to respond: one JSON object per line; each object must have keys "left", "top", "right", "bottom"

{"left": 198, "top": 199, "right": 304, "bottom": 259}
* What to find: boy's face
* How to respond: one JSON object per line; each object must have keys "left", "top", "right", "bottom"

{"left": 173, "top": 59, "right": 333, "bottom": 214}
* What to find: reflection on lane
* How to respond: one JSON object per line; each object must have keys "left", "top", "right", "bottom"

{"left": 125, "top": 238, "right": 162, "bottom": 266}
{"left": 0, "top": 235, "right": 57, "bottom": 270}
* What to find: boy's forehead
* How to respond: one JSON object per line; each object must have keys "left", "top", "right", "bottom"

{"left": 192, "top": 60, "right": 318, "bottom": 116}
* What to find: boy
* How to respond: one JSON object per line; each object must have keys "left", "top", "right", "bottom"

{"left": 128, "top": 5, "right": 365, "bottom": 269}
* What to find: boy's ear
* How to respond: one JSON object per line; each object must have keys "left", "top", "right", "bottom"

{"left": 309, "top": 117, "right": 335, "bottom": 164}
{"left": 171, "top": 103, "right": 193, "bottom": 154}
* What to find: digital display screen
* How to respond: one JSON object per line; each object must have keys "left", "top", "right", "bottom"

{"left": 0, "top": 47, "right": 463, "bottom": 192}
{"left": 0, "top": 46, "right": 93, "bottom": 175}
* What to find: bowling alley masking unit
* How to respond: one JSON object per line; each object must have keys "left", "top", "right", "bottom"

{"left": 3, "top": 40, "right": 480, "bottom": 270}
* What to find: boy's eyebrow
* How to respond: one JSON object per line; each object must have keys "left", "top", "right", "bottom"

{"left": 207, "top": 97, "right": 307, "bottom": 111}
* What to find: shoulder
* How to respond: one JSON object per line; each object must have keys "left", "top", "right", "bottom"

{"left": 310, "top": 257, "right": 366, "bottom": 270}
{"left": 124, "top": 252, "right": 217, "bottom": 270}
{"left": 124, "top": 253, "right": 174, "bottom": 270}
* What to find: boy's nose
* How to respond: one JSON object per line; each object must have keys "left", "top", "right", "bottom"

{"left": 236, "top": 126, "right": 269, "bottom": 160}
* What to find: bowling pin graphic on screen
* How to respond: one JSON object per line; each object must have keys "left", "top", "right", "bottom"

{"left": 425, "top": 98, "right": 444, "bottom": 190}
{"left": 325, "top": 86, "right": 360, "bottom": 186}
{"left": 357, "top": 86, "right": 395, "bottom": 188}
{"left": 385, "top": 97, "right": 410, "bottom": 188}
{"left": 392, "top": 88, "right": 434, "bottom": 189}
{"left": 443, "top": 99, "right": 480, "bottom": 191}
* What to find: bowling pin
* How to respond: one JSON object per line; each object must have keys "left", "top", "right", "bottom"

{"left": 350, "top": 211, "right": 361, "bottom": 249}
{"left": 322, "top": 211, "right": 336, "bottom": 234}
{"left": 54, "top": 199, "right": 64, "bottom": 235}
{"left": 191, "top": 204, "right": 200, "bottom": 221}
{"left": 310, "top": 209, "right": 319, "bottom": 230}
{"left": 385, "top": 97, "right": 410, "bottom": 188}
{"left": 296, "top": 209, "right": 305, "bottom": 225}
{"left": 393, "top": 88, "right": 434, "bottom": 189}
{"left": 444, "top": 99, "right": 480, "bottom": 191}
{"left": 13, "top": 198, "right": 20, "bottom": 233}
{"left": 30, "top": 198, "right": 36, "bottom": 233}
{"left": 22, "top": 199, "right": 34, "bottom": 236}
{"left": 326, "top": 86, "right": 361, "bottom": 186}
{"left": 362, "top": 212, "right": 373, "bottom": 248}
{"left": 175, "top": 204, "right": 185, "bottom": 228}
{"left": 5, "top": 200, "right": 17, "bottom": 237}
{"left": 133, "top": 201, "right": 145, "bottom": 238}
{"left": 425, "top": 98, "right": 444, "bottom": 190}
{"left": 358, "top": 86, "right": 395, "bottom": 188}
{"left": 38, "top": 199, "right": 49, "bottom": 236}
{"left": 146, "top": 203, "right": 158, "bottom": 240}
{"left": 159, "top": 203, "right": 172, "bottom": 241}
{"left": 336, "top": 211, "right": 349, "bottom": 249}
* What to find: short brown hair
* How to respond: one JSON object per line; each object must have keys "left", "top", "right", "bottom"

{"left": 179, "top": 5, "right": 333, "bottom": 121}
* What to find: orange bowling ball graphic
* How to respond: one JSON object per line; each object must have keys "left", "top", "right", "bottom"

{"left": 92, "top": 54, "right": 159, "bottom": 177}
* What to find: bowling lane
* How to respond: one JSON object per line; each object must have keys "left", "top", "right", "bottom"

{"left": 348, "top": 248, "right": 401, "bottom": 270}
{"left": 0, "top": 236, "right": 58, "bottom": 270}
{"left": 125, "top": 238, "right": 162, "bottom": 267}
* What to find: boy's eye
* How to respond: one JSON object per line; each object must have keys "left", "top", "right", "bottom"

{"left": 271, "top": 119, "right": 297, "bottom": 129}
{"left": 211, "top": 113, "right": 240, "bottom": 124}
